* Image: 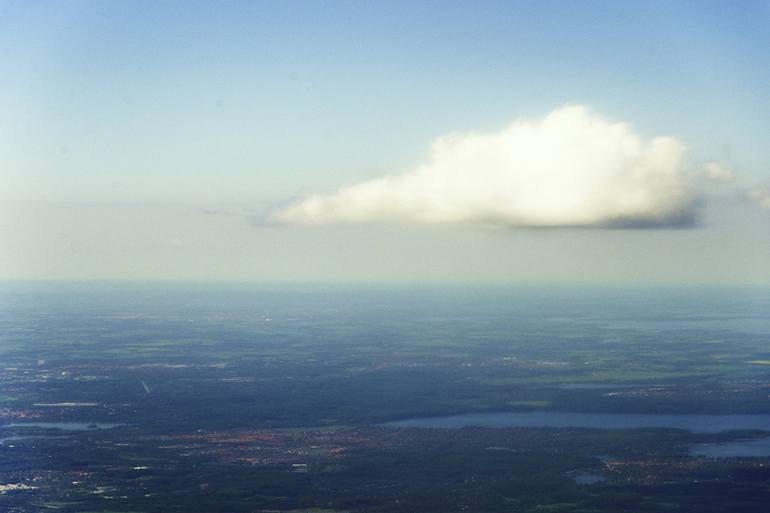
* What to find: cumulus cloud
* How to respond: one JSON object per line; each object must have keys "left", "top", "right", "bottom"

{"left": 748, "top": 185, "right": 770, "bottom": 210}
{"left": 703, "top": 162, "right": 734, "bottom": 181}
{"left": 270, "top": 105, "right": 699, "bottom": 228}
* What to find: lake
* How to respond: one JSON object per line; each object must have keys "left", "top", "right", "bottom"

{"left": 384, "top": 412, "right": 770, "bottom": 433}
{"left": 0, "top": 435, "right": 68, "bottom": 445}
{"left": 5, "top": 422, "right": 124, "bottom": 430}
{"left": 574, "top": 474, "right": 606, "bottom": 485}
{"left": 690, "top": 437, "right": 770, "bottom": 457}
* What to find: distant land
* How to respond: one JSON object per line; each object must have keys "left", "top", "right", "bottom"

{"left": 1, "top": 283, "right": 769, "bottom": 512}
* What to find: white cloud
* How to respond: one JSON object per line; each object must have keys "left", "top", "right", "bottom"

{"left": 703, "top": 162, "right": 734, "bottom": 181}
{"left": 748, "top": 186, "right": 770, "bottom": 210}
{"left": 271, "top": 105, "right": 698, "bottom": 228}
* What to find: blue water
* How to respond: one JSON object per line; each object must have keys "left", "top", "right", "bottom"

{"left": 5, "top": 422, "right": 124, "bottom": 430}
{"left": 690, "top": 437, "right": 770, "bottom": 457}
{"left": 384, "top": 412, "right": 770, "bottom": 433}
{"left": 0, "top": 435, "right": 68, "bottom": 445}
{"left": 574, "top": 474, "right": 606, "bottom": 484}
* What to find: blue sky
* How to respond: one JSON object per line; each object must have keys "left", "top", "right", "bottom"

{"left": 1, "top": 1, "right": 769, "bottom": 282}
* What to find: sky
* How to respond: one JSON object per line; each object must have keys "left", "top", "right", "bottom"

{"left": 1, "top": 0, "right": 769, "bottom": 284}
